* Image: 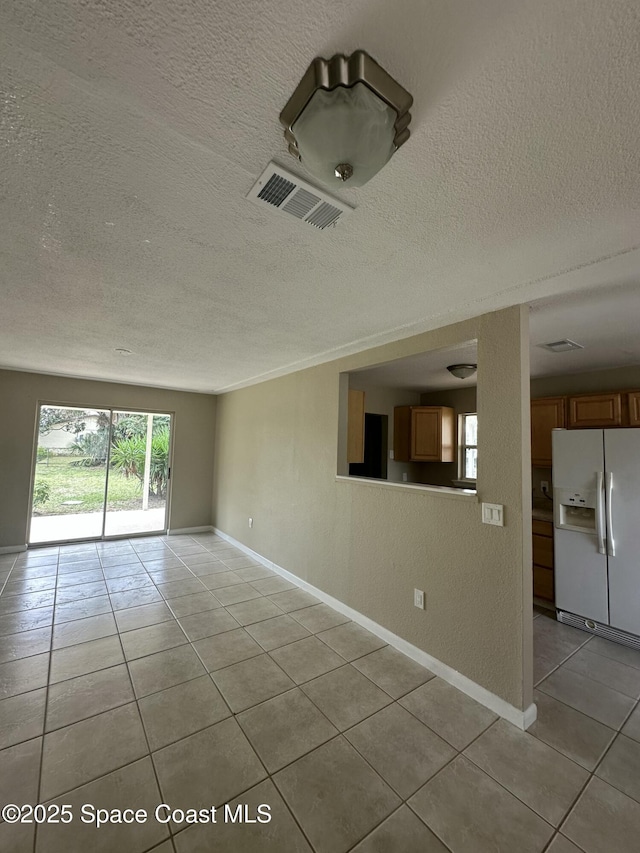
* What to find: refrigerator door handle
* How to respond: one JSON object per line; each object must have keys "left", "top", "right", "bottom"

{"left": 596, "top": 471, "right": 606, "bottom": 555}
{"left": 606, "top": 472, "right": 615, "bottom": 557}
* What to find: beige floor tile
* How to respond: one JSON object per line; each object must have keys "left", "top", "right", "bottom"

{"left": 352, "top": 646, "right": 435, "bottom": 699}
{"left": 529, "top": 689, "right": 615, "bottom": 770}
{"left": 537, "top": 666, "right": 636, "bottom": 729}
{"left": 49, "top": 635, "right": 123, "bottom": 684}
{"left": 464, "top": 718, "right": 588, "bottom": 826}
{"left": 153, "top": 718, "right": 266, "bottom": 822}
{"left": 0, "top": 687, "right": 46, "bottom": 749}
{"left": 622, "top": 703, "right": 640, "bottom": 743}
{"left": 181, "top": 551, "right": 225, "bottom": 566}
{"left": 214, "top": 583, "right": 263, "bottom": 606}
{"left": 250, "top": 576, "right": 297, "bottom": 595}
{"left": 201, "top": 571, "right": 244, "bottom": 591}
{"left": 178, "top": 607, "right": 238, "bottom": 641}
{"left": 545, "top": 836, "right": 584, "bottom": 853}
{"left": 55, "top": 595, "right": 112, "bottom": 623}
{"left": 147, "top": 567, "right": 195, "bottom": 584}
{"left": 225, "top": 597, "right": 284, "bottom": 626}
{"left": 156, "top": 578, "right": 207, "bottom": 600}
{"left": 245, "top": 614, "right": 311, "bottom": 651}
{"left": 400, "top": 678, "right": 497, "bottom": 750}
{"left": 46, "top": 663, "right": 134, "bottom": 731}
{"left": 0, "top": 589, "right": 55, "bottom": 615}
{"left": 194, "top": 627, "right": 263, "bottom": 672}
{"left": 140, "top": 556, "right": 185, "bottom": 571}
{"left": 36, "top": 757, "right": 169, "bottom": 853}
{"left": 587, "top": 637, "right": 640, "bottom": 671}
{"left": 4, "top": 576, "right": 56, "bottom": 596}
{"left": 101, "top": 562, "right": 146, "bottom": 578}
{"left": 120, "top": 619, "right": 187, "bottom": 660}
{"left": 346, "top": 703, "right": 456, "bottom": 798}
{"left": 220, "top": 556, "right": 260, "bottom": 570}
{"left": 409, "top": 755, "right": 553, "bottom": 853}
{"left": 533, "top": 616, "right": 590, "bottom": 684}
{"left": 0, "top": 606, "right": 54, "bottom": 636}
{"left": 0, "top": 736, "right": 42, "bottom": 806}
{"left": 234, "top": 565, "right": 276, "bottom": 582}
{"left": 167, "top": 590, "right": 222, "bottom": 617}
{"left": 186, "top": 561, "right": 229, "bottom": 577}
{"left": 128, "top": 644, "right": 206, "bottom": 698}
{"left": 174, "top": 778, "right": 313, "bottom": 852}
{"left": 318, "top": 622, "right": 386, "bottom": 661}
{"left": 56, "top": 568, "right": 104, "bottom": 587}
{"left": 266, "top": 588, "right": 320, "bottom": 612}
{"left": 0, "top": 625, "right": 51, "bottom": 663}
{"left": 56, "top": 580, "right": 108, "bottom": 603}
{"left": 138, "top": 675, "right": 230, "bottom": 751}
{"left": 113, "top": 601, "right": 173, "bottom": 632}
{"left": 212, "top": 653, "right": 295, "bottom": 712}
{"left": 351, "top": 805, "right": 449, "bottom": 853}
{"left": 564, "top": 648, "right": 640, "bottom": 698}
{"left": 595, "top": 733, "right": 640, "bottom": 803}
{"left": 270, "top": 635, "right": 345, "bottom": 684}
{"left": 237, "top": 687, "right": 338, "bottom": 772}
{"left": 109, "top": 587, "right": 163, "bottom": 611}
{"left": 40, "top": 702, "right": 148, "bottom": 800}
{"left": 104, "top": 573, "right": 154, "bottom": 593}
{"left": 562, "top": 776, "right": 640, "bottom": 853}
{"left": 0, "top": 651, "right": 50, "bottom": 699}
{"left": 301, "top": 665, "right": 391, "bottom": 730}
{"left": 274, "top": 736, "right": 400, "bottom": 853}
{"left": 289, "top": 603, "right": 350, "bottom": 633}
{"left": 0, "top": 820, "right": 34, "bottom": 853}
{"left": 52, "top": 612, "right": 117, "bottom": 650}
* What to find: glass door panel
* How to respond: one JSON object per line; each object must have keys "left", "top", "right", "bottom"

{"left": 29, "top": 405, "right": 111, "bottom": 544}
{"left": 103, "top": 410, "right": 171, "bottom": 537}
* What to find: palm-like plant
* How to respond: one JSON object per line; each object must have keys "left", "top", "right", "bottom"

{"left": 110, "top": 428, "right": 170, "bottom": 497}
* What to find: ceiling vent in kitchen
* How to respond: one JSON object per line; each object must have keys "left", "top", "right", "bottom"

{"left": 246, "top": 162, "right": 354, "bottom": 230}
{"left": 537, "top": 339, "right": 584, "bottom": 353}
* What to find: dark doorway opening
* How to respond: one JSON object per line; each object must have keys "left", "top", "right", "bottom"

{"left": 349, "top": 413, "right": 388, "bottom": 480}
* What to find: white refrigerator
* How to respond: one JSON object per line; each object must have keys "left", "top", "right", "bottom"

{"left": 552, "top": 428, "right": 640, "bottom": 645}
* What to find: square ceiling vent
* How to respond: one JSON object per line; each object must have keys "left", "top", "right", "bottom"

{"left": 537, "top": 339, "right": 584, "bottom": 353}
{"left": 247, "top": 162, "right": 354, "bottom": 230}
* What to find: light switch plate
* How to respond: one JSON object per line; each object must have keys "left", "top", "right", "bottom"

{"left": 414, "top": 589, "right": 425, "bottom": 609}
{"left": 482, "top": 503, "right": 504, "bottom": 526}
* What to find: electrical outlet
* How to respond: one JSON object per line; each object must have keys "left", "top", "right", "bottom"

{"left": 389, "top": 449, "right": 395, "bottom": 460}
{"left": 541, "top": 481, "right": 549, "bottom": 493}
{"left": 402, "top": 473, "right": 408, "bottom": 482}
{"left": 414, "top": 588, "right": 425, "bottom": 609}
{"left": 248, "top": 517, "right": 253, "bottom": 528}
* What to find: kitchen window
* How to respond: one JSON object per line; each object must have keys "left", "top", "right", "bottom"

{"left": 459, "top": 413, "right": 477, "bottom": 482}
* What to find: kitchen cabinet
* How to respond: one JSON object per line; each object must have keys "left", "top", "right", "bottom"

{"left": 531, "top": 397, "right": 566, "bottom": 467}
{"left": 393, "top": 406, "right": 455, "bottom": 462}
{"left": 532, "top": 518, "right": 554, "bottom": 602}
{"left": 628, "top": 391, "right": 640, "bottom": 427}
{"left": 568, "top": 393, "right": 622, "bottom": 428}
{"left": 347, "top": 389, "right": 365, "bottom": 464}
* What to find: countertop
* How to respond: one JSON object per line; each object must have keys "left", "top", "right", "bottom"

{"left": 532, "top": 502, "right": 554, "bottom": 523}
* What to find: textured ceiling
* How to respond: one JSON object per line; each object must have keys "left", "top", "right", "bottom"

{"left": 1, "top": 0, "right": 639, "bottom": 393}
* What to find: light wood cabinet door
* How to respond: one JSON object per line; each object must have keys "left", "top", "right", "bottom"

{"left": 568, "top": 393, "right": 622, "bottom": 428}
{"left": 628, "top": 391, "right": 640, "bottom": 427}
{"left": 531, "top": 397, "right": 566, "bottom": 467}
{"left": 393, "top": 406, "right": 455, "bottom": 463}
{"left": 533, "top": 566, "right": 554, "bottom": 601}
{"left": 347, "top": 389, "right": 365, "bottom": 464}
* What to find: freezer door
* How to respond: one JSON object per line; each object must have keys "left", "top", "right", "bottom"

{"left": 604, "top": 429, "right": 640, "bottom": 634}
{"left": 552, "top": 429, "right": 609, "bottom": 623}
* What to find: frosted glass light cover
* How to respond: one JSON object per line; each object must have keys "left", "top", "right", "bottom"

{"left": 292, "top": 83, "right": 397, "bottom": 188}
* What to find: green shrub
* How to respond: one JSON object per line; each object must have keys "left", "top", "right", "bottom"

{"left": 33, "top": 481, "right": 50, "bottom": 507}
{"left": 110, "top": 428, "right": 170, "bottom": 497}
{"left": 70, "top": 432, "right": 109, "bottom": 466}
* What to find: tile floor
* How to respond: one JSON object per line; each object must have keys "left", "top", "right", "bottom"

{"left": 1, "top": 535, "right": 639, "bottom": 852}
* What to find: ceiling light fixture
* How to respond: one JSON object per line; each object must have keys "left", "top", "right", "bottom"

{"left": 279, "top": 51, "right": 413, "bottom": 189}
{"left": 447, "top": 364, "right": 477, "bottom": 379}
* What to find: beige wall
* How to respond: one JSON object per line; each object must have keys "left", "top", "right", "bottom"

{"left": 213, "top": 306, "right": 532, "bottom": 711}
{"left": 531, "top": 365, "right": 640, "bottom": 397}
{"left": 0, "top": 369, "right": 216, "bottom": 547}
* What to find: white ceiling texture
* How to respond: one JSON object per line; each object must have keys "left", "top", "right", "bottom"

{"left": 1, "top": 0, "right": 639, "bottom": 393}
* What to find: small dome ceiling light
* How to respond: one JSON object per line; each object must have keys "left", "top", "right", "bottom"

{"left": 447, "top": 364, "right": 477, "bottom": 379}
{"left": 279, "top": 51, "right": 413, "bottom": 189}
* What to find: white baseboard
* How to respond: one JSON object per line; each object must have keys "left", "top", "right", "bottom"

{"left": 0, "top": 545, "right": 27, "bottom": 555}
{"left": 213, "top": 527, "right": 537, "bottom": 731}
{"left": 167, "top": 526, "right": 215, "bottom": 535}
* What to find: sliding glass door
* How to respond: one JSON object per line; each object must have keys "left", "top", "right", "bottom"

{"left": 29, "top": 404, "right": 172, "bottom": 544}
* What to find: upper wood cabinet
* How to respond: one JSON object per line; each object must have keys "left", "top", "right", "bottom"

{"left": 628, "top": 391, "right": 640, "bottom": 427}
{"left": 531, "top": 397, "right": 566, "bottom": 467}
{"left": 394, "top": 406, "right": 455, "bottom": 462}
{"left": 347, "top": 389, "right": 365, "bottom": 464}
{"left": 568, "top": 393, "right": 622, "bottom": 428}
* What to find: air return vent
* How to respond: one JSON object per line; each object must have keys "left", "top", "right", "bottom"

{"left": 247, "top": 162, "right": 353, "bottom": 230}
{"left": 557, "top": 610, "right": 640, "bottom": 650}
